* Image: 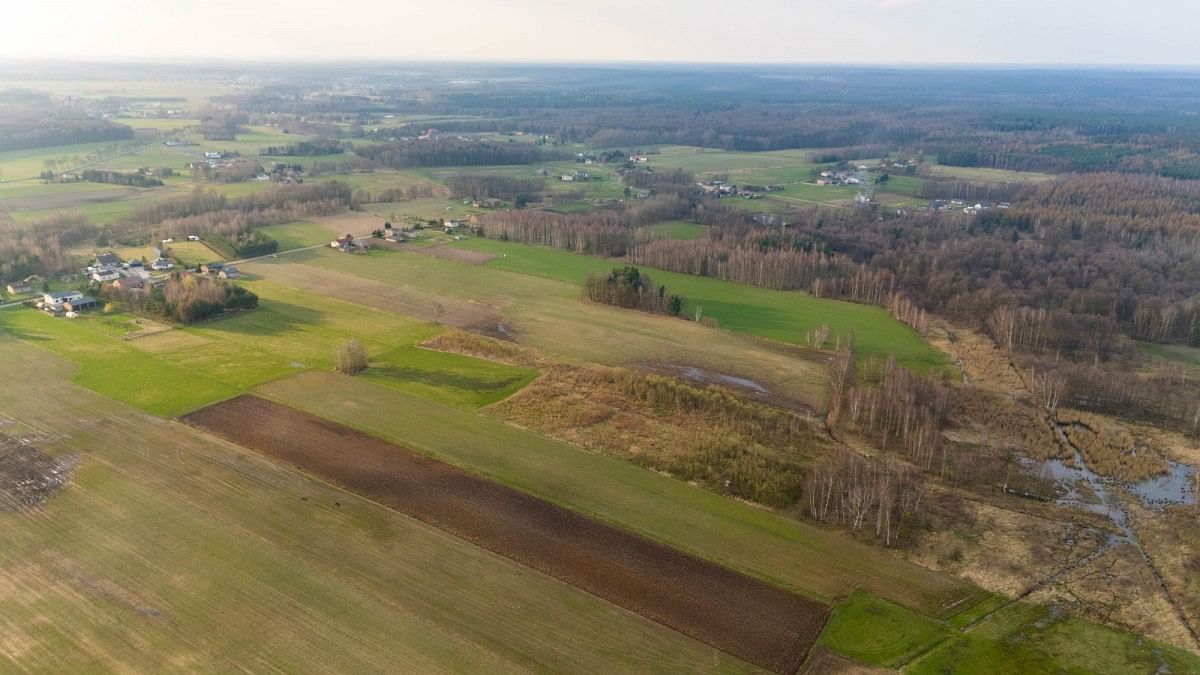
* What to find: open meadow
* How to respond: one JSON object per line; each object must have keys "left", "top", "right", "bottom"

{"left": 242, "top": 247, "right": 834, "bottom": 405}
{"left": 0, "top": 280, "right": 534, "bottom": 416}
{"left": 452, "top": 237, "right": 951, "bottom": 372}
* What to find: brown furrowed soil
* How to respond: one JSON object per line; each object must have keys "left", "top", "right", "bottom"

{"left": 182, "top": 394, "right": 830, "bottom": 674}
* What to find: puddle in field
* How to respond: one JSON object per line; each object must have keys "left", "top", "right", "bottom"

{"left": 1043, "top": 447, "right": 1196, "bottom": 514}
{"left": 677, "top": 367, "right": 770, "bottom": 395}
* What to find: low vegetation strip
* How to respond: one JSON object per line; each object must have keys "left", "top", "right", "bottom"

{"left": 181, "top": 394, "right": 830, "bottom": 674}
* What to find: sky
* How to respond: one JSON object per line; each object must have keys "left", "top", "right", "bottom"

{"left": 0, "top": 0, "right": 1194, "bottom": 66}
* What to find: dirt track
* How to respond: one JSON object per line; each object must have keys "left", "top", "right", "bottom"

{"left": 182, "top": 395, "right": 829, "bottom": 673}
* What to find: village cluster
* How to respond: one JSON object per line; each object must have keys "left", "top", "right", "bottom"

{"left": 4, "top": 238, "right": 241, "bottom": 318}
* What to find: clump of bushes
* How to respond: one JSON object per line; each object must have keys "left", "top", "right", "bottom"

{"left": 1057, "top": 411, "right": 1168, "bottom": 481}
{"left": 335, "top": 338, "right": 368, "bottom": 374}
{"left": 583, "top": 266, "right": 681, "bottom": 316}
{"left": 111, "top": 273, "right": 258, "bottom": 324}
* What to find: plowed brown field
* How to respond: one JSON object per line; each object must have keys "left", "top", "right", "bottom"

{"left": 182, "top": 394, "right": 829, "bottom": 673}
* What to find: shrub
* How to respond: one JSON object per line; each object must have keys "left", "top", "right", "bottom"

{"left": 335, "top": 338, "right": 368, "bottom": 374}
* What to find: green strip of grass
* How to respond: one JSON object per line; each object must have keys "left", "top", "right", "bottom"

{"left": 908, "top": 603, "right": 1200, "bottom": 675}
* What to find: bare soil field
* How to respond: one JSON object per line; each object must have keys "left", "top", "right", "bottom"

{"left": 182, "top": 394, "right": 830, "bottom": 674}
{"left": 0, "top": 434, "right": 77, "bottom": 511}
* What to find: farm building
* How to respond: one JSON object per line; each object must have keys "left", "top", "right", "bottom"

{"left": 63, "top": 296, "right": 99, "bottom": 313}
{"left": 219, "top": 266, "right": 242, "bottom": 279}
{"left": 200, "top": 262, "right": 225, "bottom": 275}
{"left": 150, "top": 258, "right": 174, "bottom": 271}
{"left": 6, "top": 281, "right": 32, "bottom": 295}
{"left": 42, "top": 290, "right": 83, "bottom": 308}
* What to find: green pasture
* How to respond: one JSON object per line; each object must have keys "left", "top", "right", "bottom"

{"left": 817, "top": 592, "right": 950, "bottom": 667}
{"left": 0, "top": 280, "right": 534, "bottom": 417}
{"left": 908, "top": 602, "right": 1200, "bottom": 674}
{"left": 253, "top": 247, "right": 832, "bottom": 404}
{"left": 455, "top": 238, "right": 951, "bottom": 372}
{"left": 640, "top": 220, "right": 708, "bottom": 240}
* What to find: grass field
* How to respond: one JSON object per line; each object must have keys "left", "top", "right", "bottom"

{"left": 0, "top": 340, "right": 751, "bottom": 673}
{"left": 258, "top": 370, "right": 982, "bottom": 620}
{"left": 453, "top": 238, "right": 951, "bottom": 372}
{"left": 816, "top": 592, "right": 950, "bottom": 667}
{"left": 247, "top": 247, "right": 833, "bottom": 404}
{"left": 926, "top": 162, "right": 1054, "bottom": 184}
{"left": 0, "top": 281, "right": 534, "bottom": 416}
{"left": 258, "top": 220, "right": 340, "bottom": 251}
{"left": 908, "top": 602, "right": 1200, "bottom": 674}
{"left": 1140, "top": 342, "right": 1200, "bottom": 372}
{"left": 647, "top": 145, "right": 816, "bottom": 177}
{"left": 641, "top": 220, "right": 708, "bottom": 240}
{"left": 360, "top": 197, "right": 484, "bottom": 222}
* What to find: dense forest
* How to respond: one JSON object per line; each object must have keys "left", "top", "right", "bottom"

{"left": 0, "top": 91, "right": 134, "bottom": 152}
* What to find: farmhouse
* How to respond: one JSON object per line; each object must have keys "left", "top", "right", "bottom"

{"left": 94, "top": 251, "right": 122, "bottom": 270}
{"left": 91, "top": 269, "right": 123, "bottom": 283}
{"left": 331, "top": 234, "right": 356, "bottom": 252}
{"left": 150, "top": 258, "right": 174, "bottom": 271}
{"left": 6, "top": 281, "right": 32, "bottom": 295}
{"left": 219, "top": 266, "right": 242, "bottom": 279}
{"left": 200, "top": 262, "right": 225, "bottom": 275}
{"left": 111, "top": 277, "right": 144, "bottom": 291}
{"left": 42, "top": 290, "right": 84, "bottom": 308}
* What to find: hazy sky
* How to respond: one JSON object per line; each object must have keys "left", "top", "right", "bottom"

{"left": 1, "top": 0, "right": 1193, "bottom": 65}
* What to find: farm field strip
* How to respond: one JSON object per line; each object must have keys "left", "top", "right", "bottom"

{"left": 257, "top": 371, "right": 981, "bottom": 619}
{"left": 181, "top": 394, "right": 829, "bottom": 674}
{"left": 0, "top": 340, "right": 749, "bottom": 674}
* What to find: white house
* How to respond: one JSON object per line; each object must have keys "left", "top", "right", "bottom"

{"left": 92, "top": 269, "right": 122, "bottom": 283}
{"left": 150, "top": 258, "right": 174, "bottom": 271}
